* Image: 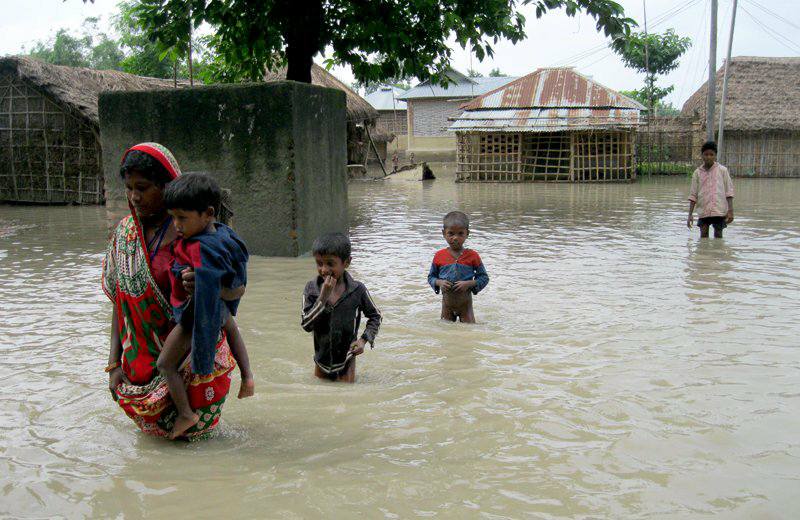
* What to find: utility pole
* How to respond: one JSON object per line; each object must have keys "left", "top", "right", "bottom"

{"left": 643, "top": 0, "right": 651, "bottom": 117}
{"left": 718, "top": 0, "right": 738, "bottom": 163}
{"left": 706, "top": 0, "right": 718, "bottom": 142}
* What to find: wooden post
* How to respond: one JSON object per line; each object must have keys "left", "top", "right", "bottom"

{"left": 707, "top": 0, "right": 718, "bottom": 142}
{"left": 78, "top": 132, "right": 84, "bottom": 204}
{"left": 718, "top": 0, "right": 738, "bottom": 163}
{"left": 569, "top": 132, "right": 575, "bottom": 182}
{"left": 8, "top": 82, "right": 18, "bottom": 199}
{"left": 365, "top": 124, "right": 387, "bottom": 176}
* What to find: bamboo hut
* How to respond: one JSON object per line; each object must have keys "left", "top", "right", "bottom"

{"left": 0, "top": 56, "right": 179, "bottom": 204}
{"left": 450, "top": 67, "right": 645, "bottom": 182}
{"left": 682, "top": 56, "right": 800, "bottom": 177}
{"left": 263, "top": 64, "right": 382, "bottom": 167}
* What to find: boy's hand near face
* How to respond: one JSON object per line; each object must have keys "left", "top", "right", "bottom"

{"left": 349, "top": 338, "right": 367, "bottom": 356}
{"left": 319, "top": 274, "right": 337, "bottom": 303}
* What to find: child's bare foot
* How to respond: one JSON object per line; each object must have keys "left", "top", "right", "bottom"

{"left": 170, "top": 412, "right": 199, "bottom": 439}
{"left": 237, "top": 377, "right": 255, "bottom": 399}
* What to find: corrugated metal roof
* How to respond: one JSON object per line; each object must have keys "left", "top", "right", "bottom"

{"left": 364, "top": 86, "right": 408, "bottom": 111}
{"left": 449, "top": 107, "right": 643, "bottom": 133}
{"left": 463, "top": 67, "right": 646, "bottom": 110}
{"left": 397, "top": 71, "right": 518, "bottom": 100}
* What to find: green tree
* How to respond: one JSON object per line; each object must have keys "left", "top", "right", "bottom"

{"left": 467, "top": 68, "right": 483, "bottom": 78}
{"left": 114, "top": 0, "right": 175, "bottom": 78}
{"left": 489, "top": 68, "right": 507, "bottom": 77}
{"left": 126, "top": 0, "right": 635, "bottom": 84}
{"left": 619, "top": 89, "right": 680, "bottom": 116}
{"left": 27, "top": 17, "right": 123, "bottom": 70}
{"left": 611, "top": 28, "right": 691, "bottom": 115}
{"left": 28, "top": 29, "right": 92, "bottom": 67}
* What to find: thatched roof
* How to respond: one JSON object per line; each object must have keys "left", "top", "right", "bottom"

{"left": 681, "top": 56, "right": 800, "bottom": 131}
{"left": 263, "top": 63, "right": 377, "bottom": 123}
{"left": 0, "top": 55, "right": 181, "bottom": 127}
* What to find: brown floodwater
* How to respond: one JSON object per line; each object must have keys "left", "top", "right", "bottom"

{"left": 1, "top": 172, "right": 799, "bottom": 518}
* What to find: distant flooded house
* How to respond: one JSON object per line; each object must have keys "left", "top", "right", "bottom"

{"left": 364, "top": 85, "right": 408, "bottom": 151}
{"left": 0, "top": 56, "right": 179, "bottom": 204}
{"left": 264, "top": 64, "right": 382, "bottom": 167}
{"left": 682, "top": 56, "right": 800, "bottom": 177}
{"left": 397, "top": 69, "right": 516, "bottom": 154}
{"left": 450, "top": 67, "right": 645, "bottom": 182}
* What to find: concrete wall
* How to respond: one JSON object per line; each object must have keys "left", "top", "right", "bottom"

{"left": 100, "top": 82, "right": 347, "bottom": 257}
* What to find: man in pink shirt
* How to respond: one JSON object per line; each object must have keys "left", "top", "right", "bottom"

{"left": 687, "top": 141, "right": 735, "bottom": 238}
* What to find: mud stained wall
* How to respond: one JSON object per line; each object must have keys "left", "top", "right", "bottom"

{"left": 99, "top": 82, "right": 347, "bottom": 256}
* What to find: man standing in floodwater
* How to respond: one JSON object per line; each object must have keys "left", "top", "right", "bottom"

{"left": 687, "top": 141, "right": 735, "bottom": 238}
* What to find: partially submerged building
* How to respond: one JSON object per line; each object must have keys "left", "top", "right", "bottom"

{"left": 682, "top": 56, "right": 800, "bottom": 177}
{"left": 0, "top": 56, "right": 179, "bottom": 204}
{"left": 364, "top": 85, "right": 407, "bottom": 136}
{"left": 364, "top": 85, "right": 407, "bottom": 154}
{"left": 397, "top": 69, "right": 516, "bottom": 153}
{"left": 450, "top": 67, "right": 645, "bottom": 182}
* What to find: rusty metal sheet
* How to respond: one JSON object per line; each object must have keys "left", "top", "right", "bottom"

{"left": 464, "top": 68, "right": 645, "bottom": 111}
{"left": 449, "top": 107, "right": 643, "bottom": 133}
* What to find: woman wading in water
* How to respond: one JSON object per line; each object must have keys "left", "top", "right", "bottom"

{"left": 102, "top": 143, "right": 241, "bottom": 439}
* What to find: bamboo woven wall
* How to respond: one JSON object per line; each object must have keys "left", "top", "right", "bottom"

{"left": 723, "top": 131, "right": 800, "bottom": 177}
{"left": 0, "top": 73, "right": 103, "bottom": 204}
{"left": 456, "top": 130, "right": 636, "bottom": 182}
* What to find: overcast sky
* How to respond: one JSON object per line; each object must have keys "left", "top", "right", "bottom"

{"left": 1, "top": 0, "right": 798, "bottom": 107}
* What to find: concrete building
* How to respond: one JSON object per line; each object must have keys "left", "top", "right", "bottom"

{"left": 100, "top": 82, "right": 348, "bottom": 257}
{"left": 397, "top": 69, "right": 516, "bottom": 155}
{"left": 364, "top": 85, "right": 408, "bottom": 152}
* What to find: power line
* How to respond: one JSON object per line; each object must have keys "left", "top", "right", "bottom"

{"left": 740, "top": 5, "right": 800, "bottom": 53}
{"left": 551, "top": 0, "right": 704, "bottom": 67}
{"left": 745, "top": 0, "right": 800, "bottom": 31}
{"left": 676, "top": 0, "right": 710, "bottom": 104}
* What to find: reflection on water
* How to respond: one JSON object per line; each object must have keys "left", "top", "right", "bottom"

{"left": 1, "top": 175, "right": 799, "bottom": 518}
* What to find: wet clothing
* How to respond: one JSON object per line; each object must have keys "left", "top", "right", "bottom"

{"left": 697, "top": 215, "right": 728, "bottom": 230}
{"left": 102, "top": 141, "right": 234, "bottom": 440}
{"left": 428, "top": 248, "right": 489, "bottom": 295}
{"left": 689, "top": 162, "right": 734, "bottom": 218}
{"left": 169, "top": 223, "right": 248, "bottom": 376}
{"left": 301, "top": 272, "right": 382, "bottom": 375}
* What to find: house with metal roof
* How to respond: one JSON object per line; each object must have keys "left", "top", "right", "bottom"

{"left": 450, "top": 67, "right": 645, "bottom": 182}
{"left": 397, "top": 69, "right": 517, "bottom": 153}
{"left": 364, "top": 85, "right": 408, "bottom": 148}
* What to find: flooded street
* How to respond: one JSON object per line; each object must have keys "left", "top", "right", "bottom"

{"left": 1, "top": 173, "right": 799, "bottom": 518}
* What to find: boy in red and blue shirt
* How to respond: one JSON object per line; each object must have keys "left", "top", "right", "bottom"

{"left": 427, "top": 211, "right": 489, "bottom": 323}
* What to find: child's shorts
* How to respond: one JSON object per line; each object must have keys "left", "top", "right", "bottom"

{"left": 697, "top": 216, "right": 727, "bottom": 230}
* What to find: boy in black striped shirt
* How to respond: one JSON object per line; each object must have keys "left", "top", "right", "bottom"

{"left": 301, "top": 232, "right": 382, "bottom": 382}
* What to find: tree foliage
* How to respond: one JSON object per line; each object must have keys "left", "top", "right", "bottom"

{"left": 489, "top": 68, "right": 507, "bottom": 77}
{"left": 619, "top": 89, "right": 680, "bottom": 116}
{"left": 129, "top": 0, "right": 636, "bottom": 84}
{"left": 27, "top": 17, "right": 124, "bottom": 70}
{"left": 611, "top": 28, "right": 691, "bottom": 113}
